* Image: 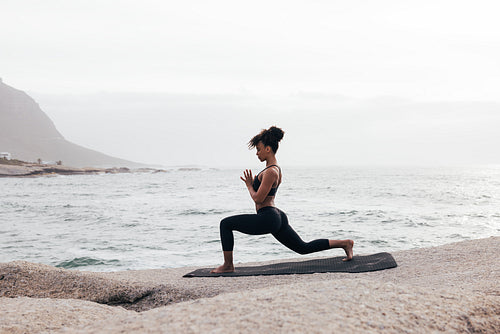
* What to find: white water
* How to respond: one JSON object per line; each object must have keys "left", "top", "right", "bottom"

{"left": 1, "top": 166, "right": 499, "bottom": 271}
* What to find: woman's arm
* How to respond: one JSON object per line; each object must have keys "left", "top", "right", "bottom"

{"left": 240, "top": 168, "right": 279, "bottom": 204}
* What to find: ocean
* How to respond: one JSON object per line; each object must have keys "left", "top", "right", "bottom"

{"left": 1, "top": 166, "right": 499, "bottom": 271}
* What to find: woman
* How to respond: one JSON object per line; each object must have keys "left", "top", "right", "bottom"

{"left": 211, "top": 126, "right": 354, "bottom": 273}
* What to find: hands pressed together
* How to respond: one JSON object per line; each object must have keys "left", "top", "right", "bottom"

{"left": 240, "top": 169, "right": 254, "bottom": 188}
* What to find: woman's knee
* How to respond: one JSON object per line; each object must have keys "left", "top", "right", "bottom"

{"left": 274, "top": 231, "right": 309, "bottom": 254}
{"left": 295, "top": 245, "right": 310, "bottom": 255}
{"left": 280, "top": 242, "right": 309, "bottom": 254}
{"left": 220, "top": 217, "right": 233, "bottom": 231}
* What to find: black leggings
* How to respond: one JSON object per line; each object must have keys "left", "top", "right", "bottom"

{"left": 219, "top": 206, "right": 330, "bottom": 254}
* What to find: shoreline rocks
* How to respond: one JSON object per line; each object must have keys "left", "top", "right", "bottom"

{"left": 0, "top": 163, "right": 167, "bottom": 177}
{"left": 1, "top": 237, "right": 499, "bottom": 333}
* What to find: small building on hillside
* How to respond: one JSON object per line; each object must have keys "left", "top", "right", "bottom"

{"left": 0, "top": 152, "right": 12, "bottom": 160}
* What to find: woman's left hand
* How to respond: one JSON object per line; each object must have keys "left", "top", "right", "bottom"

{"left": 240, "top": 169, "right": 253, "bottom": 188}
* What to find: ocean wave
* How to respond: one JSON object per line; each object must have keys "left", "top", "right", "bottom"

{"left": 178, "top": 209, "right": 230, "bottom": 216}
{"left": 2, "top": 166, "right": 499, "bottom": 271}
{"left": 318, "top": 210, "right": 358, "bottom": 217}
{"left": 55, "top": 257, "right": 120, "bottom": 269}
{"left": 369, "top": 239, "right": 389, "bottom": 245}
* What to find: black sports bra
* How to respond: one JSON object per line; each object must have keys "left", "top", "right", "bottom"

{"left": 252, "top": 165, "right": 281, "bottom": 197}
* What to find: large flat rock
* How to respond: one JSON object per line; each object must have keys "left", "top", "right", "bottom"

{"left": 0, "top": 237, "right": 498, "bottom": 333}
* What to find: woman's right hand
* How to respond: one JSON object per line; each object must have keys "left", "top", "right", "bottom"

{"left": 240, "top": 169, "right": 253, "bottom": 188}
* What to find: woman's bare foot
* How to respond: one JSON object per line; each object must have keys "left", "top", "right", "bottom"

{"left": 342, "top": 239, "right": 354, "bottom": 261}
{"left": 210, "top": 263, "right": 234, "bottom": 273}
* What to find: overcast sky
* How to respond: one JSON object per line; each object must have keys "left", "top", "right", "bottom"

{"left": 1, "top": 1, "right": 499, "bottom": 167}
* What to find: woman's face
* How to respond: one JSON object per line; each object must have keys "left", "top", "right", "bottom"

{"left": 255, "top": 142, "right": 270, "bottom": 161}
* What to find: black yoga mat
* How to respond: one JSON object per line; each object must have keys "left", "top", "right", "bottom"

{"left": 183, "top": 252, "right": 397, "bottom": 277}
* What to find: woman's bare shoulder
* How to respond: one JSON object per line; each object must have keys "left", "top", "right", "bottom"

{"left": 262, "top": 166, "right": 280, "bottom": 179}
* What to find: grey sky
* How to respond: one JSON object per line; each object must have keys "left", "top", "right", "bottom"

{"left": 1, "top": 1, "right": 499, "bottom": 167}
{"left": 2, "top": 0, "right": 500, "bottom": 100}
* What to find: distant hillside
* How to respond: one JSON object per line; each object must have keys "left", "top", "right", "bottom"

{"left": 0, "top": 79, "right": 142, "bottom": 167}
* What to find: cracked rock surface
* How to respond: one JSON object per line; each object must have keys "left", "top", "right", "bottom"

{"left": 0, "top": 261, "right": 203, "bottom": 311}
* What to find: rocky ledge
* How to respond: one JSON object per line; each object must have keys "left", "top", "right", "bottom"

{"left": 0, "top": 237, "right": 499, "bottom": 333}
{"left": 0, "top": 163, "right": 166, "bottom": 177}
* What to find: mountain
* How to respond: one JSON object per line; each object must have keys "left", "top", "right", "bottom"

{"left": 0, "top": 79, "right": 142, "bottom": 167}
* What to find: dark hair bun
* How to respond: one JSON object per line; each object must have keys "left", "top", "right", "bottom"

{"left": 248, "top": 126, "right": 285, "bottom": 153}
{"left": 268, "top": 126, "right": 284, "bottom": 142}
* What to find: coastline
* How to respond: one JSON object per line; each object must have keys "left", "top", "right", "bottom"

{"left": 0, "top": 236, "right": 498, "bottom": 333}
{"left": 0, "top": 163, "right": 166, "bottom": 177}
